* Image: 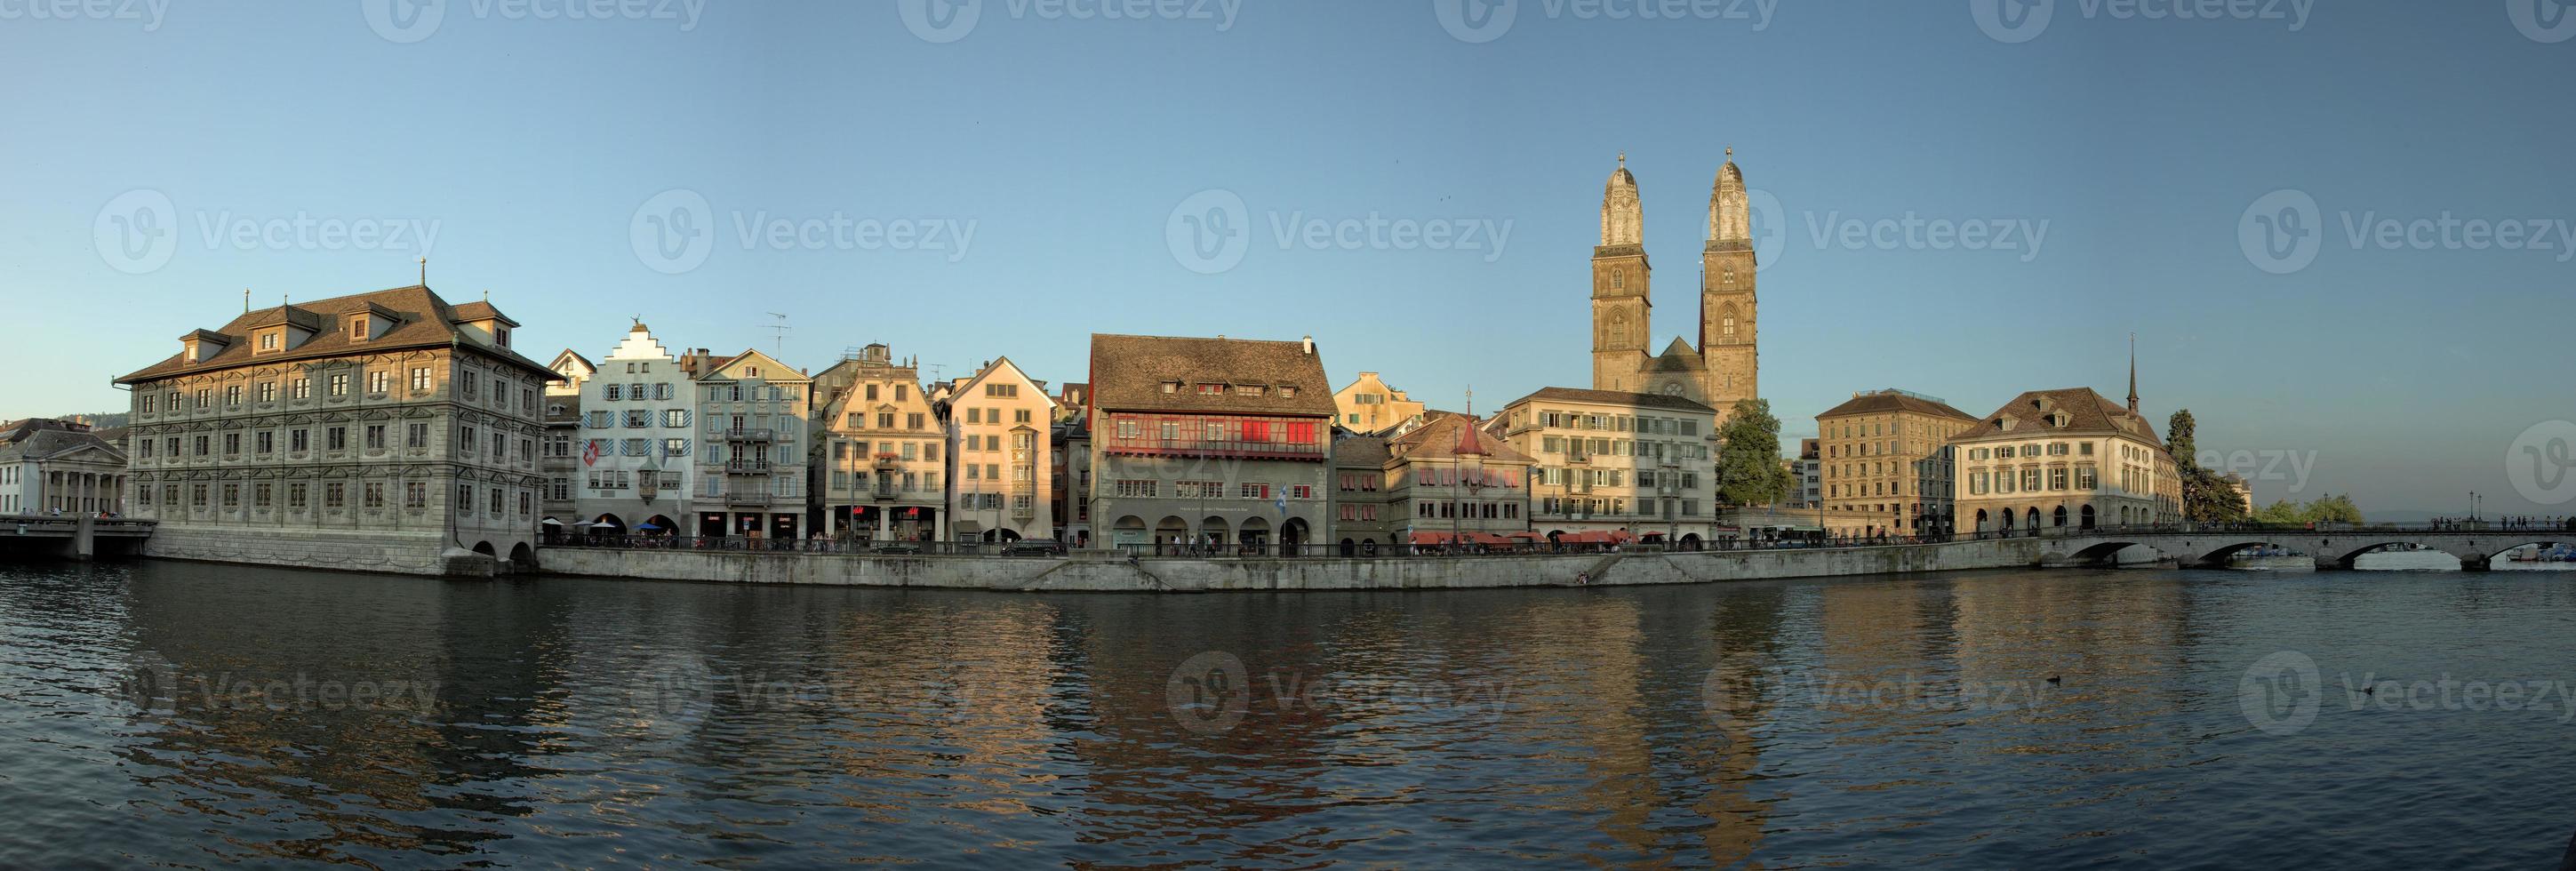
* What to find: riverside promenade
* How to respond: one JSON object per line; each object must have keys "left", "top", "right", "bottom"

{"left": 537, "top": 536, "right": 2054, "bottom": 592}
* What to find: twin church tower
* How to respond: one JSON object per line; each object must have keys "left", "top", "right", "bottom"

{"left": 1588, "top": 149, "right": 1759, "bottom": 421}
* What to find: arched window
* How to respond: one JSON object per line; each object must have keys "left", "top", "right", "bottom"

{"left": 1611, "top": 268, "right": 1626, "bottom": 290}
{"left": 1718, "top": 304, "right": 1741, "bottom": 339}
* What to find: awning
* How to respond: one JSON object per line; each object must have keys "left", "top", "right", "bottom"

{"left": 1503, "top": 531, "right": 1544, "bottom": 541}
{"left": 1409, "top": 531, "right": 1457, "bottom": 545}
{"left": 1562, "top": 531, "right": 1615, "bottom": 544}
{"left": 1466, "top": 532, "right": 1516, "bottom": 547}
{"left": 636, "top": 522, "right": 662, "bottom": 531}
{"left": 540, "top": 517, "right": 564, "bottom": 526}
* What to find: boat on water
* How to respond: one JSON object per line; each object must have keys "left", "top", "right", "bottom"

{"left": 2508, "top": 545, "right": 2576, "bottom": 563}
{"left": 2228, "top": 546, "right": 2315, "bottom": 571}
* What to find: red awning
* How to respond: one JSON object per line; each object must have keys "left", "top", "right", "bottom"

{"left": 1409, "top": 531, "right": 1457, "bottom": 545}
{"left": 1562, "top": 531, "right": 1615, "bottom": 544}
{"left": 1504, "top": 531, "right": 1544, "bottom": 541}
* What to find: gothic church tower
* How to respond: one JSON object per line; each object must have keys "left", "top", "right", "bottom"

{"left": 1699, "top": 148, "right": 1759, "bottom": 414}
{"left": 1590, "top": 155, "right": 1652, "bottom": 393}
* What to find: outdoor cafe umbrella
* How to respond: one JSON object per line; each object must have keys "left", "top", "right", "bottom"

{"left": 636, "top": 522, "right": 662, "bottom": 531}
{"left": 540, "top": 517, "right": 564, "bottom": 526}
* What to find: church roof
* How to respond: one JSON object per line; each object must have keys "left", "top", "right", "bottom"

{"left": 1646, "top": 337, "right": 1706, "bottom": 372}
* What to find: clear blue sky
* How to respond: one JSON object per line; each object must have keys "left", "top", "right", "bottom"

{"left": 4, "top": 1, "right": 2568, "bottom": 516}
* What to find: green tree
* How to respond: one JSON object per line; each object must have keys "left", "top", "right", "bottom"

{"left": 2168, "top": 408, "right": 2248, "bottom": 523}
{"left": 1716, "top": 399, "right": 1796, "bottom": 507}
{"left": 2252, "top": 494, "right": 2364, "bottom": 525}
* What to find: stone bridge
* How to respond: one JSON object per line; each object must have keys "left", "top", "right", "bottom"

{"left": 2037, "top": 523, "right": 2570, "bottom": 571}
{"left": 2, "top": 515, "right": 156, "bottom": 561}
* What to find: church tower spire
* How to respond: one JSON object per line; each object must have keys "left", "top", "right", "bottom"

{"left": 1699, "top": 147, "right": 1759, "bottom": 423}
{"left": 1591, "top": 153, "right": 1653, "bottom": 393}
{"left": 2127, "top": 333, "right": 2140, "bottom": 412}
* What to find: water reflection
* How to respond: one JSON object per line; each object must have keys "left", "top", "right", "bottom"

{"left": 0, "top": 560, "right": 2569, "bottom": 867}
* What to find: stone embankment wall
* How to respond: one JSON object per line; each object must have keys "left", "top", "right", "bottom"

{"left": 538, "top": 538, "right": 2047, "bottom": 592}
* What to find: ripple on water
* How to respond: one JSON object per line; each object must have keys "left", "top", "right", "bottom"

{"left": 0, "top": 562, "right": 2571, "bottom": 867}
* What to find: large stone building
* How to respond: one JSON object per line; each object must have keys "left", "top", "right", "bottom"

{"left": 116, "top": 285, "right": 556, "bottom": 574}
{"left": 1085, "top": 334, "right": 1335, "bottom": 554}
{"left": 1948, "top": 380, "right": 2182, "bottom": 534}
{"left": 1493, "top": 387, "right": 1720, "bottom": 547}
{"left": 572, "top": 324, "right": 698, "bottom": 536}
{"left": 1331, "top": 372, "right": 1427, "bottom": 436}
{"left": 1588, "top": 150, "right": 1760, "bottom": 426}
{"left": 812, "top": 344, "right": 944, "bottom": 542}
{"left": 692, "top": 349, "right": 812, "bottom": 539}
{"left": 939, "top": 356, "right": 1059, "bottom": 544}
{"left": 1816, "top": 389, "right": 1980, "bottom": 539}
{"left": 0, "top": 418, "right": 128, "bottom": 515}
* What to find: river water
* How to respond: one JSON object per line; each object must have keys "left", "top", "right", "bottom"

{"left": 0, "top": 556, "right": 2569, "bottom": 867}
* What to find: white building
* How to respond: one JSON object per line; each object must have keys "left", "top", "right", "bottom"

{"left": 938, "top": 357, "right": 1060, "bottom": 544}
{"left": 0, "top": 419, "right": 128, "bottom": 515}
{"left": 572, "top": 324, "right": 697, "bottom": 537}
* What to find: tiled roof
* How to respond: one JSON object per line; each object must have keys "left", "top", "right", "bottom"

{"left": 1508, "top": 386, "right": 1716, "bottom": 414}
{"left": 0, "top": 427, "right": 124, "bottom": 464}
{"left": 1948, "top": 388, "right": 2166, "bottom": 448}
{"left": 1391, "top": 412, "right": 1536, "bottom": 465}
{"left": 447, "top": 300, "right": 519, "bottom": 327}
{"left": 1818, "top": 391, "right": 1980, "bottom": 421}
{"left": 1646, "top": 338, "right": 1705, "bottom": 372}
{"left": 1087, "top": 334, "right": 1336, "bottom": 417}
{"left": 1332, "top": 435, "right": 1390, "bottom": 467}
{"left": 116, "top": 285, "right": 558, "bottom": 384}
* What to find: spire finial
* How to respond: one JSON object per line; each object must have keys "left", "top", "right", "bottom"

{"left": 418, "top": 256, "right": 427, "bottom": 285}
{"left": 2127, "top": 332, "right": 2140, "bottom": 413}
{"left": 243, "top": 288, "right": 251, "bottom": 313}
{"left": 1617, "top": 151, "right": 1626, "bottom": 169}
{"left": 1725, "top": 145, "right": 1733, "bottom": 161}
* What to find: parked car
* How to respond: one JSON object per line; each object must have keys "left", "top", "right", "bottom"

{"left": 1003, "top": 539, "right": 1068, "bottom": 556}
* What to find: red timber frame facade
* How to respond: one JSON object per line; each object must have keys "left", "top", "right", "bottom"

{"left": 1099, "top": 412, "right": 1329, "bottom": 461}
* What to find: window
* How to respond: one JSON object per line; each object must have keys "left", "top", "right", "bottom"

{"left": 411, "top": 367, "right": 432, "bottom": 392}
{"left": 324, "top": 483, "right": 345, "bottom": 509}
{"left": 664, "top": 409, "right": 691, "bottom": 428}
{"left": 364, "top": 483, "right": 386, "bottom": 510}
{"left": 1114, "top": 479, "right": 1157, "bottom": 497}
{"left": 364, "top": 425, "right": 386, "bottom": 450}
{"left": 327, "top": 427, "right": 348, "bottom": 451}
{"left": 1239, "top": 483, "right": 1269, "bottom": 499}
{"left": 908, "top": 412, "right": 924, "bottom": 430}
{"left": 625, "top": 410, "right": 650, "bottom": 428}
{"left": 456, "top": 484, "right": 474, "bottom": 515}
{"left": 1197, "top": 383, "right": 1225, "bottom": 396}
{"left": 405, "top": 422, "right": 428, "bottom": 449}
{"left": 255, "top": 382, "right": 275, "bottom": 403}
{"left": 2022, "top": 468, "right": 2043, "bottom": 492}
{"left": 259, "top": 332, "right": 278, "bottom": 350}
{"left": 326, "top": 373, "right": 348, "bottom": 396}
{"left": 289, "top": 377, "right": 311, "bottom": 400}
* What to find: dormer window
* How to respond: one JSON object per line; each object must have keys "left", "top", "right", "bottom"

{"left": 350, "top": 317, "right": 368, "bottom": 340}
{"left": 1196, "top": 383, "right": 1225, "bottom": 396}
{"left": 259, "top": 332, "right": 280, "bottom": 351}
{"left": 495, "top": 327, "right": 510, "bottom": 348}
{"left": 747, "top": 366, "right": 761, "bottom": 378}
{"left": 1278, "top": 387, "right": 1297, "bottom": 399}
{"left": 1162, "top": 381, "right": 1180, "bottom": 394}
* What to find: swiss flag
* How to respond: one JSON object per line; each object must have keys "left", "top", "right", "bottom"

{"left": 580, "top": 439, "right": 600, "bottom": 467}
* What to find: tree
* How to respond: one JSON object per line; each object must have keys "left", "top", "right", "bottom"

{"left": 2252, "top": 494, "right": 2365, "bottom": 526}
{"left": 1716, "top": 399, "right": 1796, "bottom": 507}
{"left": 2168, "top": 408, "right": 2248, "bottom": 523}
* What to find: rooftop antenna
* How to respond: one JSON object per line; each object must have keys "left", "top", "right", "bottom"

{"left": 764, "top": 312, "right": 790, "bottom": 355}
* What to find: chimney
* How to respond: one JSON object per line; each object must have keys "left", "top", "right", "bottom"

{"left": 1301, "top": 335, "right": 1314, "bottom": 355}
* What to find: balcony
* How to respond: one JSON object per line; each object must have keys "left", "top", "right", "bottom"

{"left": 872, "top": 452, "right": 901, "bottom": 469}
{"left": 726, "top": 459, "right": 772, "bottom": 474}
{"left": 724, "top": 428, "right": 775, "bottom": 443}
{"left": 721, "top": 489, "right": 775, "bottom": 506}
